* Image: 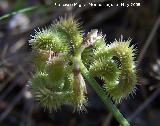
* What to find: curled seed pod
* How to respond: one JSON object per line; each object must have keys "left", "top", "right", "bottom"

{"left": 106, "top": 40, "right": 137, "bottom": 102}
{"left": 89, "top": 38, "right": 137, "bottom": 103}
{"left": 90, "top": 59, "right": 120, "bottom": 83}
{"left": 53, "top": 16, "right": 83, "bottom": 52}
{"left": 30, "top": 60, "right": 73, "bottom": 111}
{"left": 29, "top": 29, "right": 70, "bottom": 53}
{"left": 29, "top": 17, "right": 87, "bottom": 111}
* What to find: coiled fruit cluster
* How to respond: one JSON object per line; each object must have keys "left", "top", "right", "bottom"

{"left": 29, "top": 17, "right": 137, "bottom": 111}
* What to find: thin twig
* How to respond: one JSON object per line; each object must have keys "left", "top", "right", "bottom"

{"left": 0, "top": 81, "right": 18, "bottom": 101}
{"left": 102, "top": 113, "right": 113, "bottom": 126}
{"left": 0, "top": 87, "right": 26, "bottom": 122}
{"left": 0, "top": 53, "right": 28, "bottom": 66}
{"left": 20, "top": 94, "right": 33, "bottom": 126}
{"left": 128, "top": 88, "right": 160, "bottom": 121}
{"left": 137, "top": 16, "right": 160, "bottom": 66}
{"left": 0, "top": 64, "right": 28, "bottom": 101}
{"left": 1, "top": 44, "right": 9, "bottom": 59}
{"left": 0, "top": 69, "right": 20, "bottom": 92}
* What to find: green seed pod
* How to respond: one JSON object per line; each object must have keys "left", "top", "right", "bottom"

{"left": 53, "top": 16, "right": 83, "bottom": 52}
{"left": 29, "top": 17, "right": 87, "bottom": 111}
{"left": 29, "top": 16, "right": 137, "bottom": 112}
{"left": 89, "top": 38, "right": 137, "bottom": 103}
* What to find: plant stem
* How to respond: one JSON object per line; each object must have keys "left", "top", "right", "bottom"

{"left": 0, "top": 5, "right": 40, "bottom": 21}
{"left": 78, "top": 59, "right": 130, "bottom": 126}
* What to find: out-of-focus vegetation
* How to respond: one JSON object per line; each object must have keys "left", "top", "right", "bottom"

{"left": 0, "top": 0, "right": 160, "bottom": 126}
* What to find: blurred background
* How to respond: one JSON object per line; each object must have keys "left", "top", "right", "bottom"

{"left": 0, "top": 0, "right": 160, "bottom": 126}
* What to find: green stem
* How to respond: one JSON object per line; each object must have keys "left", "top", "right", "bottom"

{"left": 78, "top": 59, "right": 130, "bottom": 126}
{"left": 0, "top": 5, "right": 40, "bottom": 21}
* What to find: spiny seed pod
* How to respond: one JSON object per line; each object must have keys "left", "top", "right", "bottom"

{"left": 89, "top": 38, "right": 137, "bottom": 103}
{"left": 29, "top": 16, "right": 87, "bottom": 111}
{"left": 29, "top": 16, "right": 137, "bottom": 112}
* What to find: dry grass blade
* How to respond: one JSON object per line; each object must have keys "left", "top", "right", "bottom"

{"left": 138, "top": 16, "right": 160, "bottom": 66}
{"left": 0, "top": 5, "right": 40, "bottom": 21}
{"left": 128, "top": 88, "right": 160, "bottom": 121}
{"left": 0, "top": 87, "right": 26, "bottom": 122}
